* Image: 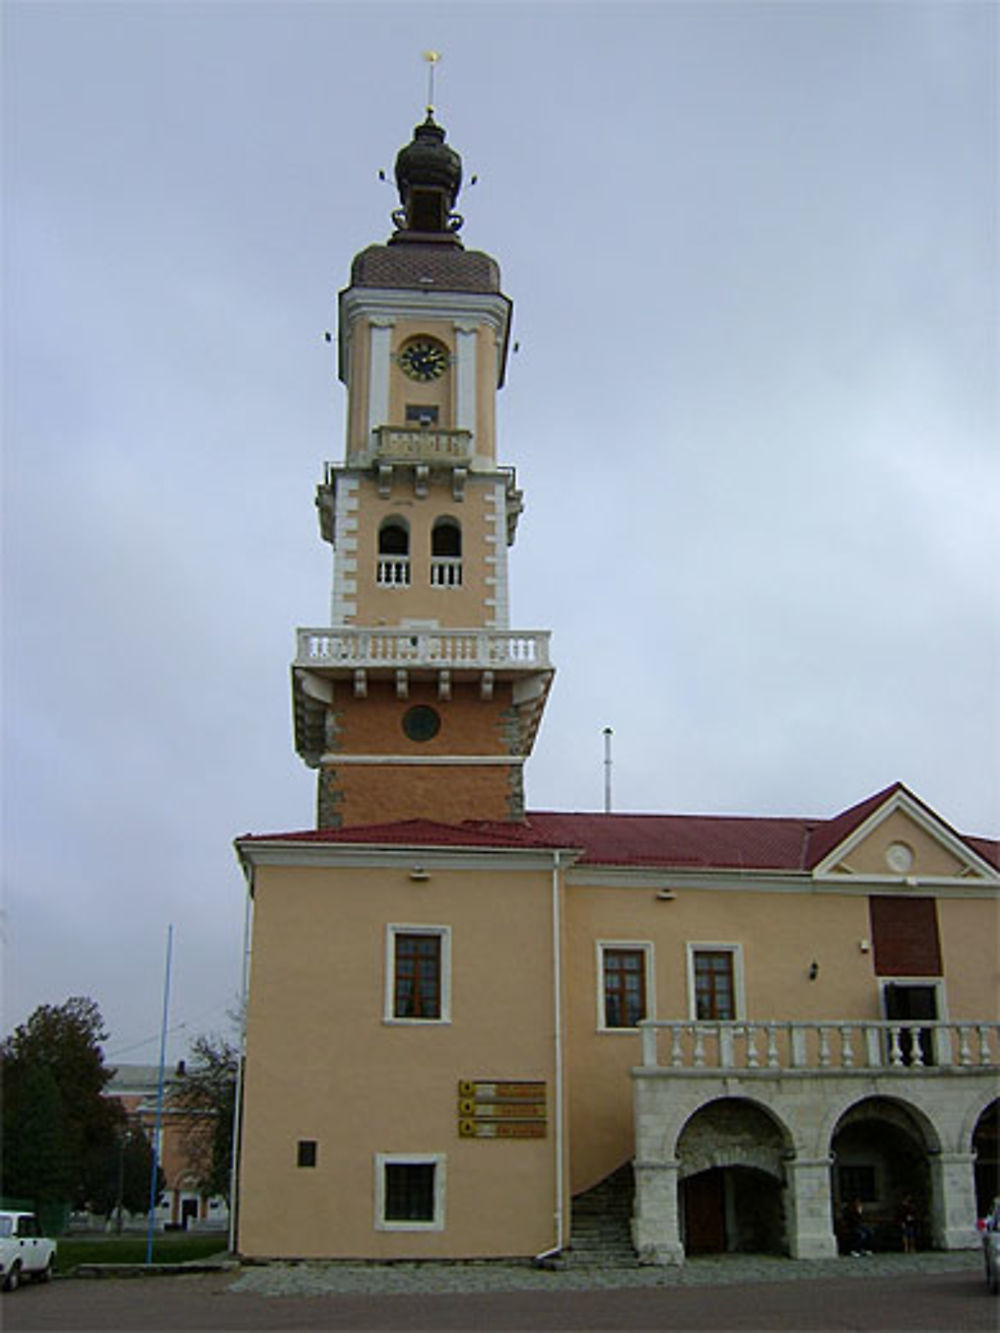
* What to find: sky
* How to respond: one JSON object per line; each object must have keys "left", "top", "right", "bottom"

{"left": 3, "top": 1, "right": 997, "bottom": 1067}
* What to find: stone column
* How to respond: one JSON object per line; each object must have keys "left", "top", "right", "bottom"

{"left": 785, "top": 1156, "right": 838, "bottom": 1260}
{"left": 632, "top": 1159, "right": 684, "bottom": 1265}
{"left": 928, "top": 1152, "right": 978, "bottom": 1250}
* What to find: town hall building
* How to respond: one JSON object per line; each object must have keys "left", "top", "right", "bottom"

{"left": 234, "top": 110, "right": 999, "bottom": 1264}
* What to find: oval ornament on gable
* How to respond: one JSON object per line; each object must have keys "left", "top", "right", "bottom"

{"left": 885, "top": 841, "right": 914, "bottom": 874}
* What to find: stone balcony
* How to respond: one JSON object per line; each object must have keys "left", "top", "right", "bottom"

{"left": 637, "top": 1018, "right": 1000, "bottom": 1075}
{"left": 373, "top": 425, "right": 473, "bottom": 465}
{"left": 292, "top": 627, "right": 554, "bottom": 765}
{"left": 296, "top": 627, "right": 551, "bottom": 673}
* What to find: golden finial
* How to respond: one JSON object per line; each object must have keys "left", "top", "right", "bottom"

{"left": 423, "top": 50, "right": 441, "bottom": 115}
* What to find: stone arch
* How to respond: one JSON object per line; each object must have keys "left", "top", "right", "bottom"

{"left": 676, "top": 1097, "right": 795, "bottom": 1257}
{"left": 829, "top": 1095, "right": 939, "bottom": 1253}
{"left": 819, "top": 1089, "right": 943, "bottom": 1161}
{"left": 676, "top": 1096, "right": 793, "bottom": 1181}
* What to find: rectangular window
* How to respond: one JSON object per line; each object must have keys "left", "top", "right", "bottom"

{"left": 687, "top": 944, "right": 743, "bottom": 1021}
{"left": 385, "top": 925, "right": 451, "bottom": 1024}
{"left": 838, "top": 1164, "right": 877, "bottom": 1204}
{"left": 598, "top": 943, "right": 653, "bottom": 1029}
{"left": 297, "top": 1140, "right": 317, "bottom": 1168}
{"left": 375, "top": 1153, "right": 446, "bottom": 1231}
{"left": 406, "top": 403, "right": 439, "bottom": 425}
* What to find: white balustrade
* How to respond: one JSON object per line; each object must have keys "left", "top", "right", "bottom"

{"left": 430, "top": 557, "right": 463, "bottom": 588}
{"left": 296, "top": 627, "right": 552, "bottom": 671}
{"left": 637, "top": 1019, "right": 1000, "bottom": 1074}
{"left": 376, "top": 556, "right": 410, "bottom": 587}
{"left": 375, "top": 426, "right": 473, "bottom": 463}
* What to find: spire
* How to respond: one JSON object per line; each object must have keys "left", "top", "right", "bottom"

{"left": 391, "top": 113, "right": 464, "bottom": 240}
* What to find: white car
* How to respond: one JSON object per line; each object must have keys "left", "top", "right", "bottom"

{"left": 982, "top": 1201, "right": 1000, "bottom": 1296}
{"left": 0, "top": 1212, "right": 57, "bottom": 1291}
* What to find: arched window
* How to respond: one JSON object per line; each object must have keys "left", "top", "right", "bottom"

{"left": 430, "top": 518, "right": 462, "bottom": 587}
{"left": 377, "top": 519, "right": 410, "bottom": 587}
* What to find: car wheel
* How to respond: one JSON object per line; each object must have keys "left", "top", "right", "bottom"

{"left": 4, "top": 1262, "right": 21, "bottom": 1293}
{"left": 36, "top": 1257, "right": 54, "bottom": 1283}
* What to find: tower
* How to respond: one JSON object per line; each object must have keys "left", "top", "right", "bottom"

{"left": 292, "top": 113, "right": 552, "bottom": 827}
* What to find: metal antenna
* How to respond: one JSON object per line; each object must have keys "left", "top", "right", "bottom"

{"left": 603, "top": 727, "right": 614, "bottom": 814}
{"left": 423, "top": 50, "right": 441, "bottom": 115}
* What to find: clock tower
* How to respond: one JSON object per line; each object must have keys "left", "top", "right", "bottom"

{"left": 293, "top": 113, "right": 553, "bottom": 827}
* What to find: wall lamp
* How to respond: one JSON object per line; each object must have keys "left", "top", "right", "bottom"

{"left": 409, "top": 866, "right": 430, "bottom": 882}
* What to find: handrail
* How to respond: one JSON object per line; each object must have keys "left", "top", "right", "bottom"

{"left": 296, "top": 627, "right": 552, "bottom": 670}
{"left": 637, "top": 1019, "right": 999, "bottom": 1073}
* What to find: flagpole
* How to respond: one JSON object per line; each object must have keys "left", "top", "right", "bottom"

{"left": 146, "top": 924, "right": 173, "bottom": 1265}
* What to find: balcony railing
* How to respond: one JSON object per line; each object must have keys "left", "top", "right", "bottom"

{"left": 296, "top": 627, "right": 552, "bottom": 670}
{"left": 376, "top": 556, "right": 410, "bottom": 587}
{"left": 374, "top": 426, "right": 473, "bottom": 465}
{"left": 430, "top": 557, "right": 462, "bottom": 588}
{"left": 638, "top": 1019, "right": 1000, "bottom": 1074}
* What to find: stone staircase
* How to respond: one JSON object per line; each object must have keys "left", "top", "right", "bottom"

{"left": 565, "top": 1162, "right": 637, "bottom": 1267}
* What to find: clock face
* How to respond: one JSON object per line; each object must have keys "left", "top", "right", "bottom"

{"left": 399, "top": 338, "right": 449, "bottom": 382}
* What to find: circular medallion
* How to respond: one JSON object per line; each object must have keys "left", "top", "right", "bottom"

{"left": 885, "top": 841, "right": 914, "bottom": 874}
{"left": 402, "top": 705, "right": 441, "bottom": 742}
{"left": 398, "top": 337, "right": 449, "bottom": 382}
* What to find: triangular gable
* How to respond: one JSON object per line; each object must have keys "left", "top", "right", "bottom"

{"left": 811, "top": 785, "right": 998, "bottom": 883}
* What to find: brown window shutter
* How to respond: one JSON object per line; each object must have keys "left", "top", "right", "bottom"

{"left": 869, "top": 897, "right": 942, "bottom": 976}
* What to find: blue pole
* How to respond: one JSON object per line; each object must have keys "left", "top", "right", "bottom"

{"left": 146, "top": 924, "right": 173, "bottom": 1265}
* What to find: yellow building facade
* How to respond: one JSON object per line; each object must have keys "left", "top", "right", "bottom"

{"left": 236, "top": 113, "right": 998, "bottom": 1263}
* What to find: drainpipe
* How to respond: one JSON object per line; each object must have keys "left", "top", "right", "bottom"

{"left": 228, "top": 859, "right": 254, "bottom": 1255}
{"left": 535, "top": 850, "right": 565, "bottom": 1263}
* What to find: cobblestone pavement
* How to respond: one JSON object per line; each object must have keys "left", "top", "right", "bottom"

{"left": 229, "top": 1248, "right": 982, "bottom": 1297}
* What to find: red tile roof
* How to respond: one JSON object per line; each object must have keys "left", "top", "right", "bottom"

{"left": 238, "top": 785, "right": 998, "bottom": 873}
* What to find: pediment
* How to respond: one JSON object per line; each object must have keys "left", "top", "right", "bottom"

{"left": 812, "top": 788, "right": 998, "bottom": 884}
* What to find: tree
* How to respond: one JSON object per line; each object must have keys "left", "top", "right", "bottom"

{"left": 175, "top": 1032, "right": 239, "bottom": 1204}
{"left": 1, "top": 997, "right": 120, "bottom": 1212}
{"left": 0, "top": 1063, "right": 70, "bottom": 1208}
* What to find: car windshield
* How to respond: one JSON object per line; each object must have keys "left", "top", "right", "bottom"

{"left": 0, "top": 1217, "right": 12, "bottom": 1238}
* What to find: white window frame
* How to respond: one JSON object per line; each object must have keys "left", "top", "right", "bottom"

{"left": 686, "top": 942, "right": 746, "bottom": 1021}
{"left": 384, "top": 924, "right": 452, "bottom": 1025}
{"left": 374, "top": 1152, "right": 446, "bottom": 1232}
{"left": 596, "top": 940, "right": 655, "bottom": 1032}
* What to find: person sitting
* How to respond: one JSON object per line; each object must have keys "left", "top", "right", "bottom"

{"left": 842, "top": 1197, "right": 873, "bottom": 1256}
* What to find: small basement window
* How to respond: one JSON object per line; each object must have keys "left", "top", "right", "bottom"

{"left": 297, "top": 1140, "right": 317, "bottom": 1168}
{"left": 375, "top": 1153, "right": 446, "bottom": 1231}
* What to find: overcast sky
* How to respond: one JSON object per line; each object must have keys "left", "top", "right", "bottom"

{"left": 4, "top": 1, "right": 997, "bottom": 1065}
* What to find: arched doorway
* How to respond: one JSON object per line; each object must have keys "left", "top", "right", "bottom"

{"left": 830, "top": 1097, "right": 935, "bottom": 1252}
{"left": 677, "top": 1098, "right": 791, "bottom": 1256}
{"left": 973, "top": 1100, "right": 999, "bottom": 1216}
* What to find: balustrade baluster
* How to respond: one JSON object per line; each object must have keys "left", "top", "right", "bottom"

{"left": 693, "top": 1027, "right": 706, "bottom": 1069}
{"left": 766, "top": 1024, "right": 780, "bottom": 1069}
{"left": 958, "top": 1025, "right": 973, "bottom": 1067}
{"left": 746, "top": 1024, "right": 760, "bottom": 1069}
{"left": 908, "top": 1024, "right": 925, "bottom": 1068}
{"left": 978, "top": 1026, "right": 992, "bottom": 1065}
{"left": 670, "top": 1026, "right": 685, "bottom": 1068}
{"left": 840, "top": 1026, "right": 855, "bottom": 1069}
{"left": 889, "top": 1026, "right": 904, "bottom": 1067}
{"left": 818, "top": 1026, "right": 832, "bottom": 1068}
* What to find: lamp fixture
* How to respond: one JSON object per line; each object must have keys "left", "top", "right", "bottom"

{"left": 409, "top": 866, "right": 430, "bottom": 882}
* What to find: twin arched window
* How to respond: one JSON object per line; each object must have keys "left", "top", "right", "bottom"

{"left": 376, "top": 517, "right": 463, "bottom": 588}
